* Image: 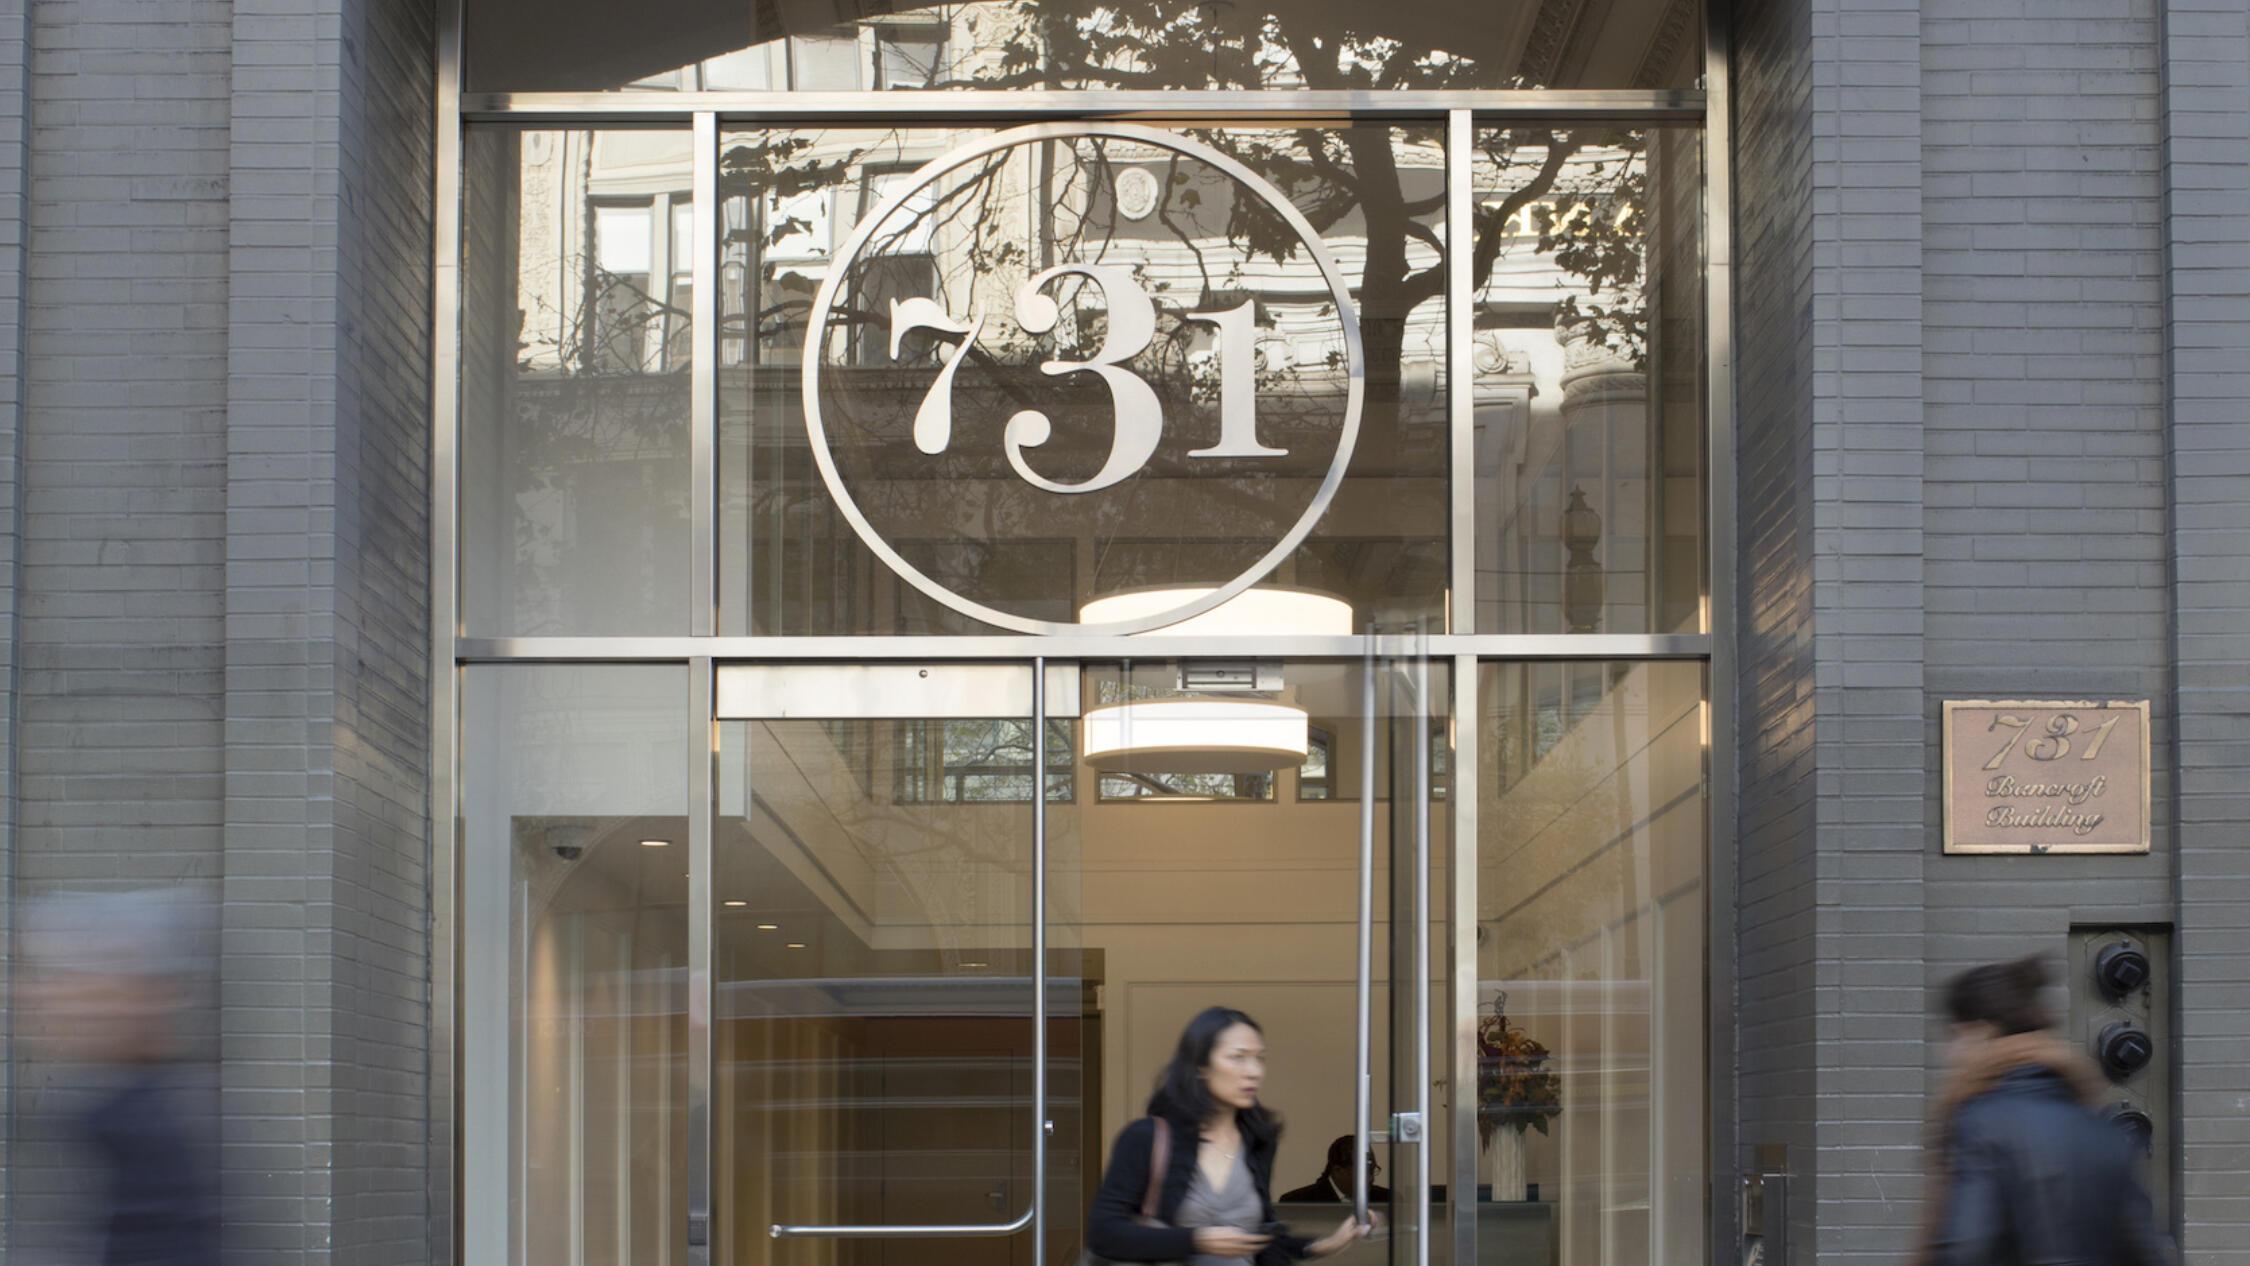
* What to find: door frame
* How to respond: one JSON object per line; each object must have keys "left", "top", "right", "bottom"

{"left": 434, "top": 20, "right": 1735, "bottom": 1259}
{"left": 705, "top": 653, "right": 1443, "bottom": 1266}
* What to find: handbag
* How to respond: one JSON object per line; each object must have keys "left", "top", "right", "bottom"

{"left": 1081, "top": 1118, "right": 1177, "bottom": 1266}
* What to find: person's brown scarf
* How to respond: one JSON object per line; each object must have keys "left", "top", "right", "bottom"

{"left": 1907, "top": 1031, "right": 2107, "bottom": 1266}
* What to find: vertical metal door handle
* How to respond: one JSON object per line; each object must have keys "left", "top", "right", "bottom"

{"left": 1355, "top": 636, "right": 1377, "bottom": 1227}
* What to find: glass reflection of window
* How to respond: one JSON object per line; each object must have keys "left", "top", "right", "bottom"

{"left": 895, "top": 719, "right": 1074, "bottom": 803}
{"left": 875, "top": 23, "right": 948, "bottom": 89}
{"left": 1295, "top": 720, "right": 1445, "bottom": 802}
{"left": 850, "top": 168, "right": 940, "bottom": 367}
{"left": 1472, "top": 128, "right": 1705, "bottom": 637}
{"left": 589, "top": 196, "right": 692, "bottom": 374}
{"left": 1099, "top": 770, "right": 1274, "bottom": 802}
{"left": 742, "top": 180, "right": 836, "bottom": 365}
{"left": 1494, "top": 661, "right": 1629, "bottom": 783}
{"left": 1299, "top": 727, "right": 1334, "bottom": 800}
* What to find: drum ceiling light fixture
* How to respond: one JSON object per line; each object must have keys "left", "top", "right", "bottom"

{"left": 1076, "top": 586, "right": 1354, "bottom": 637}
{"left": 1081, "top": 697, "right": 1310, "bottom": 774}
{"left": 1075, "top": 587, "right": 1342, "bottom": 773}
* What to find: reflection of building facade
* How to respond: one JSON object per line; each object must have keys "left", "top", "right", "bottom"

{"left": 0, "top": 3, "right": 2243, "bottom": 1266}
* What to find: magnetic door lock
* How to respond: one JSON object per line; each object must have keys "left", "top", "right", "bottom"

{"left": 1179, "top": 661, "right": 1282, "bottom": 692}
{"left": 1391, "top": 1112, "right": 1423, "bottom": 1142}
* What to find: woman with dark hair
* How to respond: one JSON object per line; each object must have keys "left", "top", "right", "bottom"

{"left": 1911, "top": 956, "right": 2174, "bottom": 1265}
{"left": 1087, "top": 1007, "right": 1367, "bottom": 1266}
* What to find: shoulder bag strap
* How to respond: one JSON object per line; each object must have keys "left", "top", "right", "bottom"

{"left": 1141, "top": 1118, "right": 1172, "bottom": 1221}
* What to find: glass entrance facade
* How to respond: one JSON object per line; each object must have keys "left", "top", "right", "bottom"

{"left": 446, "top": 6, "right": 1719, "bottom": 1265}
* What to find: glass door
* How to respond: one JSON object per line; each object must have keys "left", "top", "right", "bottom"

{"left": 709, "top": 655, "right": 1442, "bottom": 1266}
{"left": 711, "top": 662, "right": 1074, "bottom": 1266}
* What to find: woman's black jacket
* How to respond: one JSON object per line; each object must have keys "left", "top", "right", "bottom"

{"left": 1931, "top": 1066, "right": 2174, "bottom": 1266}
{"left": 1085, "top": 1111, "right": 1314, "bottom": 1266}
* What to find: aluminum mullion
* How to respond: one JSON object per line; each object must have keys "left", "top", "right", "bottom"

{"left": 1411, "top": 646, "right": 1432, "bottom": 1266}
{"left": 1354, "top": 640, "right": 1377, "bottom": 1229}
{"left": 454, "top": 634, "right": 1714, "bottom": 662}
{"left": 432, "top": 0, "right": 463, "bottom": 1262}
{"left": 1700, "top": 0, "right": 1741, "bottom": 1258}
{"left": 691, "top": 114, "right": 717, "bottom": 637}
{"left": 1440, "top": 118, "right": 1481, "bottom": 1266}
{"left": 1449, "top": 656, "right": 1479, "bottom": 1266}
{"left": 461, "top": 88, "right": 1705, "bottom": 123}
{"left": 1447, "top": 110, "right": 1475, "bottom": 638}
{"left": 1032, "top": 657, "right": 1050, "bottom": 1266}
{"left": 687, "top": 658, "right": 714, "bottom": 1263}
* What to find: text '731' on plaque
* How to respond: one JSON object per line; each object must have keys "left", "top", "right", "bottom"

{"left": 1942, "top": 700, "right": 2150, "bottom": 855}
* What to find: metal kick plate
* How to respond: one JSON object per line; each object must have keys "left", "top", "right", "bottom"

{"left": 716, "top": 663, "right": 1082, "bottom": 720}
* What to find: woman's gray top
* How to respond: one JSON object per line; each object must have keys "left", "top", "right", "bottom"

{"left": 1177, "top": 1150, "right": 1263, "bottom": 1266}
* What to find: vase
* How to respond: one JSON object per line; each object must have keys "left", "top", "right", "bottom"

{"left": 1484, "top": 1127, "right": 1528, "bottom": 1202}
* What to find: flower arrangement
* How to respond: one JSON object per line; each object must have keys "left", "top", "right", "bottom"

{"left": 1475, "top": 993, "right": 1561, "bottom": 1149}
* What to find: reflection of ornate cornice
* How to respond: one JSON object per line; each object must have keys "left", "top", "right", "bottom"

{"left": 1632, "top": 0, "right": 1700, "bottom": 88}
{"left": 1519, "top": 0, "right": 1590, "bottom": 89}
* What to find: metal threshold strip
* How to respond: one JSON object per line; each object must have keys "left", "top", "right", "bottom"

{"left": 456, "top": 633, "right": 1714, "bottom": 662}
{"left": 460, "top": 88, "right": 1705, "bottom": 123}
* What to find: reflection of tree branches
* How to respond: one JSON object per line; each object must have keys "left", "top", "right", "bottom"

{"left": 1112, "top": 771, "right": 1188, "bottom": 796}
{"left": 1149, "top": 147, "right": 1222, "bottom": 300}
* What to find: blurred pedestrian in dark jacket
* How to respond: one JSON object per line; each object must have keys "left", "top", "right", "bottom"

{"left": 1912, "top": 956, "right": 2174, "bottom": 1266}
{"left": 24, "top": 891, "right": 222, "bottom": 1266}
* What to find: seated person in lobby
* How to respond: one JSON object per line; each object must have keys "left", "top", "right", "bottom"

{"left": 1279, "top": 1136, "right": 1390, "bottom": 1203}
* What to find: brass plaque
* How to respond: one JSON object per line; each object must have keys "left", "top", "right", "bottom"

{"left": 1943, "top": 700, "right": 2150, "bottom": 855}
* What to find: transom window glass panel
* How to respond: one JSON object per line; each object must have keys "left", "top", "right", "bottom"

{"left": 718, "top": 124, "right": 1447, "bottom": 636}
{"left": 1470, "top": 127, "right": 1707, "bottom": 635}
{"left": 465, "top": 1, "right": 1705, "bottom": 93}
{"left": 1475, "top": 660, "right": 1705, "bottom": 1266}
{"left": 462, "top": 128, "right": 693, "bottom": 636}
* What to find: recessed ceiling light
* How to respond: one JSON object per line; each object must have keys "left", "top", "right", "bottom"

{"left": 785, "top": 942, "right": 807, "bottom": 949}
{"left": 961, "top": 961, "right": 988, "bottom": 968}
{"left": 756, "top": 924, "right": 779, "bottom": 931}
{"left": 639, "top": 839, "right": 670, "bottom": 848}
{"left": 723, "top": 900, "right": 747, "bottom": 907}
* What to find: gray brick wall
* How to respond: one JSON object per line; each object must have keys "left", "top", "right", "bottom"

{"left": 218, "top": 0, "right": 432, "bottom": 1264}
{"left": 0, "top": 0, "right": 432, "bottom": 1258}
{"left": 1805, "top": 0, "right": 1932, "bottom": 1255}
{"left": 2159, "top": 0, "right": 2250, "bottom": 1255}
{"left": 1731, "top": 0, "right": 2243, "bottom": 1256}
{"left": 1914, "top": 0, "right": 2180, "bottom": 1247}
{"left": 329, "top": 0, "right": 433, "bottom": 1257}
{"left": 7, "top": 0, "right": 235, "bottom": 1253}
{"left": 1730, "top": 0, "right": 1819, "bottom": 1250}
{"left": 0, "top": 0, "right": 31, "bottom": 1214}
